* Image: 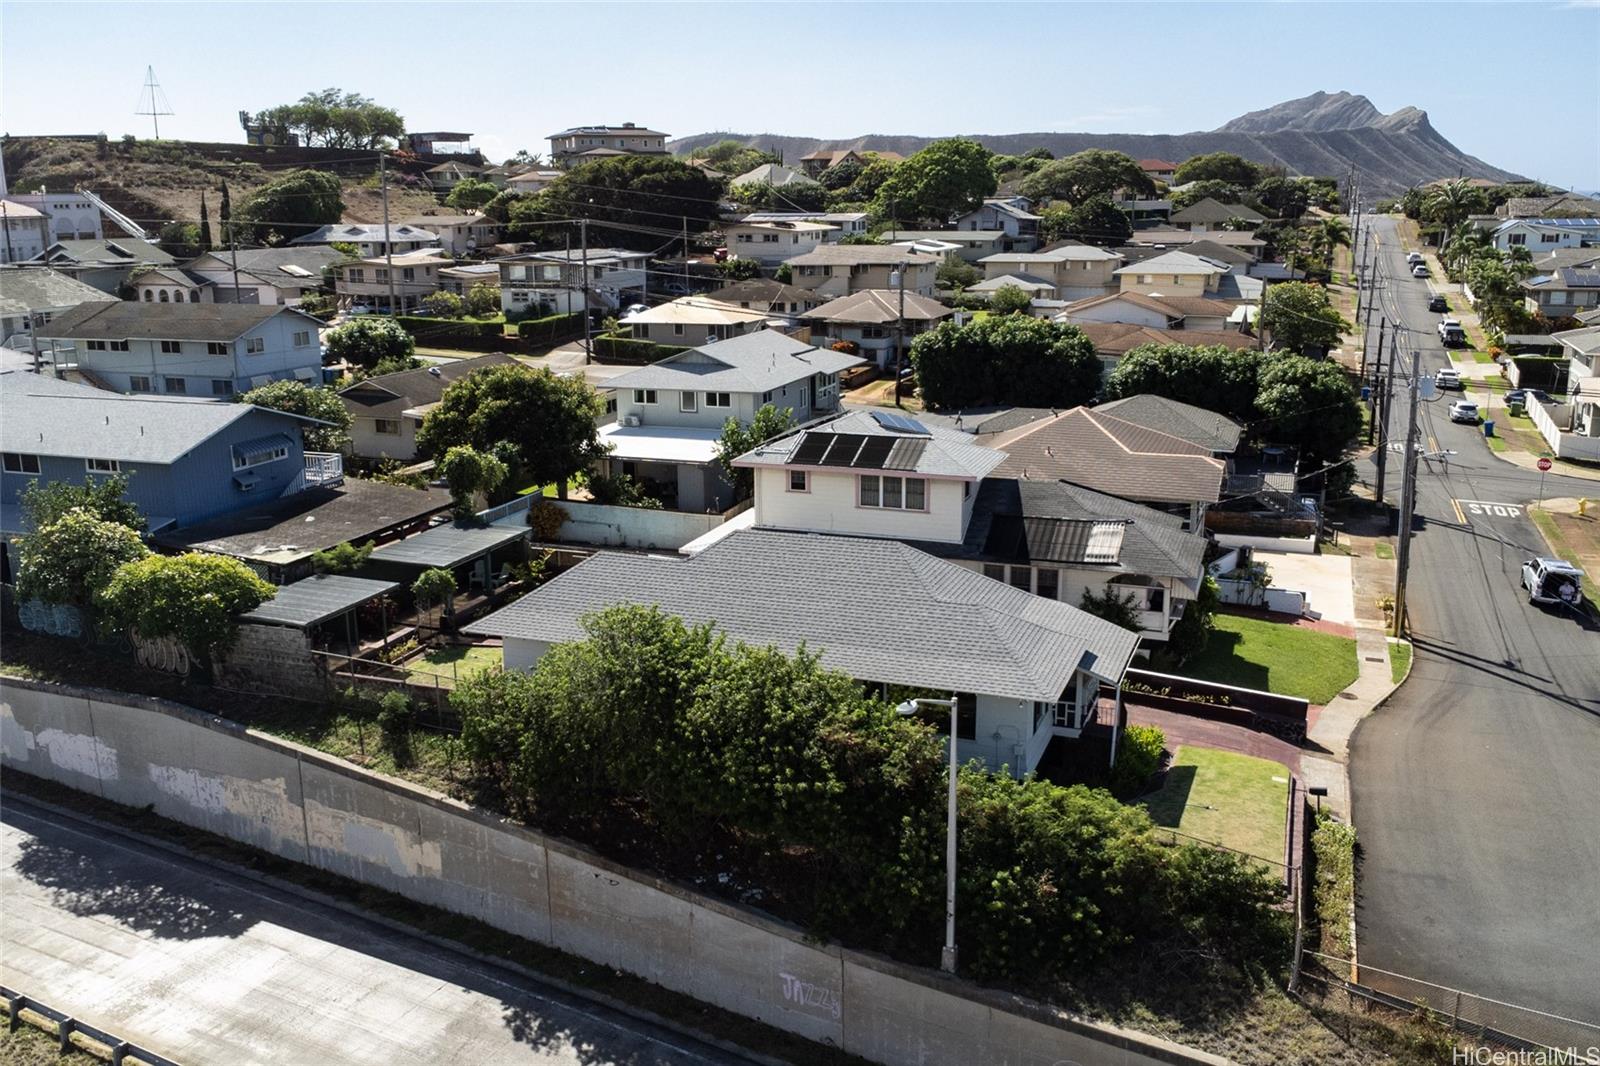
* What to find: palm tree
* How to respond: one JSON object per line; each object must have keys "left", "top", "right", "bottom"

{"left": 1425, "top": 178, "right": 1478, "bottom": 252}
{"left": 1503, "top": 245, "right": 1536, "bottom": 278}
{"left": 1317, "top": 216, "right": 1351, "bottom": 269}
{"left": 1442, "top": 228, "right": 1491, "bottom": 273}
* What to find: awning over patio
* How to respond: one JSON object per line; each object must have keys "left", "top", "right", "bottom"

{"left": 240, "top": 574, "right": 401, "bottom": 628}
{"left": 367, "top": 521, "right": 526, "bottom": 569}
{"left": 599, "top": 423, "right": 722, "bottom": 465}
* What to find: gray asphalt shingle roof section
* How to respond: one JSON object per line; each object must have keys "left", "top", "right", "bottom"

{"left": 1169, "top": 198, "right": 1266, "bottom": 224}
{"left": 368, "top": 522, "right": 526, "bottom": 569}
{"left": 467, "top": 528, "right": 1137, "bottom": 699}
{"left": 604, "top": 331, "right": 863, "bottom": 393}
{"left": 0, "top": 267, "right": 119, "bottom": 315}
{"left": 36, "top": 301, "right": 311, "bottom": 342}
{"left": 804, "top": 290, "right": 954, "bottom": 324}
{"left": 0, "top": 370, "right": 300, "bottom": 464}
{"left": 239, "top": 574, "right": 402, "bottom": 628}
{"left": 41, "top": 239, "right": 177, "bottom": 266}
{"left": 738, "top": 408, "right": 1007, "bottom": 479}
{"left": 993, "top": 408, "right": 1226, "bottom": 504}
{"left": 338, "top": 353, "right": 520, "bottom": 419}
{"left": 785, "top": 246, "right": 943, "bottom": 267}
{"left": 291, "top": 224, "right": 440, "bottom": 245}
{"left": 1092, "top": 394, "right": 1243, "bottom": 454}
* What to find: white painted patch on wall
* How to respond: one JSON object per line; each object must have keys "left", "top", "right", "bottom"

{"left": 0, "top": 707, "right": 36, "bottom": 764}
{"left": 147, "top": 765, "right": 230, "bottom": 814}
{"left": 146, "top": 766, "right": 302, "bottom": 846}
{"left": 35, "top": 727, "right": 118, "bottom": 781}
{"left": 305, "top": 799, "right": 442, "bottom": 879}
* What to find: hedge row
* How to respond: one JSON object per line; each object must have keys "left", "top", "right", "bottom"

{"left": 515, "top": 312, "right": 585, "bottom": 344}
{"left": 394, "top": 315, "right": 506, "bottom": 340}
{"left": 591, "top": 334, "right": 690, "bottom": 364}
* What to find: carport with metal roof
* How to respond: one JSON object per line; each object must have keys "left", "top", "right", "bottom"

{"left": 367, "top": 522, "right": 530, "bottom": 621}
{"left": 239, "top": 573, "right": 401, "bottom": 656}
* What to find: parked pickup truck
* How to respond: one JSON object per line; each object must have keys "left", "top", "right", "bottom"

{"left": 1521, "top": 557, "right": 1585, "bottom": 609}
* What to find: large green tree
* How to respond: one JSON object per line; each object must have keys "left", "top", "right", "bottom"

{"left": 416, "top": 364, "right": 605, "bottom": 499}
{"left": 1170, "top": 180, "right": 1247, "bottom": 211}
{"left": 688, "top": 138, "right": 779, "bottom": 176}
{"left": 1042, "top": 195, "right": 1132, "bottom": 247}
{"left": 445, "top": 178, "right": 499, "bottom": 211}
{"left": 437, "top": 445, "right": 509, "bottom": 517}
{"left": 518, "top": 155, "right": 725, "bottom": 251}
{"left": 872, "top": 138, "right": 997, "bottom": 225}
{"left": 911, "top": 315, "right": 1101, "bottom": 410}
{"left": 1017, "top": 150, "right": 1152, "bottom": 205}
{"left": 250, "top": 88, "right": 403, "bottom": 149}
{"left": 239, "top": 379, "right": 353, "bottom": 453}
{"left": 1254, "top": 353, "right": 1363, "bottom": 461}
{"left": 322, "top": 317, "right": 416, "bottom": 371}
{"left": 1259, "top": 281, "right": 1350, "bottom": 355}
{"left": 715, "top": 403, "right": 797, "bottom": 502}
{"left": 100, "top": 552, "right": 275, "bottom": 667}
{"left": 19, "top": 473, "right": 144, "bottom": 532}
{"left": 1173, "top": 152, "right": 1264, "bottom": 187}
{"left": 16, "top": 509, "right": 150, "bottom": 607}
{"left": 1251, "top": 176, "right": 1311, "bottom": 219}
{"left": 233, "top": 169, "right": 345, "bottom": 246}
{"left": 1104, "top": 343, "right": 1262, "bottom": 423}
{"left": 1424, "top": 178, "right": 1489, "bottom": 250}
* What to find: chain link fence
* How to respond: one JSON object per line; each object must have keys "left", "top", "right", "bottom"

{"left": 1301, "top": 950, "right": 1600, "bottom": 1054}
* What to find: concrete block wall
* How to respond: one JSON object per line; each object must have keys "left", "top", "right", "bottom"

{"left": 0, "top": 676, "right": 1223, "bottom": 1066}
{"left": 217, "top": 624, "right": 325, "bottom": 700}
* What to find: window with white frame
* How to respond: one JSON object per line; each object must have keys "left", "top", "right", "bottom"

{"left": 232, "top": 440, "right": 289, "bottom": 470}
{"left": 292, "top": 330, "right": 312, "bottom": 347}
{"left": 86, "top": 458, "right": 120, "bottom": 473}
{"left": 110, "top": 340, "right": 129, "bottom": 351}
{"left": 762, "top": 390, "right": 773, "bottom": 403}
{"left": 163, "top": 377, "right": 187, "bottom": 394}
{"left": 207, "top": 341, "right": 229, "bottom": 356}
{"left": 680, "top": 391, "right": 698, "bottom": 412}
{"left": 348, "top": 268, "right": 365, "bottom": 282}
{"left": 672, "top": 323, "right": 685, "bottom": 336}
{"left": 705, "top": 392, "right": 731, "bottom": 408}
{"left": 374, "top": 269, "right": 389, "bottom": 283}
{"left": 788, "top": 470, "right": 808, "bottom": 492}
{"left": 1541, "top": 233, "right": 1561, "bottom": 244}
{"left": 375, "top": 419, "right": 401, "bottom": 435}
{"left": 160, "top": 340, "right": 182, "bottom": 354}
{"left": 245, "top": 337, "right": 265, "bottom": 354}
{"left": 1036, "top": 568, "right": 1059, "bottom": 600}
{"left": 212, "top": 379, "right": 234, "bottom": 396}
{"left": 129, "top": 375, "right": 152, "bottom": 392}
{"left": 858, "top": 474, "right": 927, "bottom": 510}
{"left": 2, "top": 453, "right": 41, "bottom": 474}
{"left": 86, "top": 340, "right": 107, "bottom": 351}
{"left": 633, "top": 389, "right": 657, "bottom": 404}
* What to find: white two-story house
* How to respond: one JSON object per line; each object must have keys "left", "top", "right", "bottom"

{"left": 977, "top": 244, "right": 1124, "bottom": 301}
{"left": 334, "top": 251, "right": 448, "bottom": 314}
{"left": 36, "top": 302, "right": 326, "bottom": 397}
{"left": 783, "top": 246, "right": 941, "bottom": 300}
{"left": 725, "top": 219, "right": 839, "bottom": 267}
{"left": 496, "top": 247, "right": 649, "bottom": 316}
{"left": 291, "top": 224, "right": 441, "bottom": 259}
{"left": 1491, "top": 217, "right": 1600, "bottom": 253}
{"left": 596, "top": 330, "right": 863, "bottom": 512}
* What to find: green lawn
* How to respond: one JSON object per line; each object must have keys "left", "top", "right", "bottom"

{"left": 1387, "top": 640, "right": 1412, "bottom": 684}
{"left": 403, "top": 644, "right": 501, "bottom": 684}
{"left": 1373, "top": 541, "right": 1395, "bottom": 560}
{"left": 1181, "top": 614, "right": 1359, "bottom": 704}
{"left": 1141, "top": 746, "right": 1289, "bottom": 864}
{"left": 515, "top": 479, "right": 579, "bottom": 498}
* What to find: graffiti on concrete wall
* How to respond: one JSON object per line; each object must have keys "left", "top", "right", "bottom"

{"left": 779, "top": 971, "right": 841, "bottom": 1019}
{"left": 131, "top": 629, "right": 192, "bottom": 676}
{"left": 17, "top": 600, "right": 84, "bottom": 639}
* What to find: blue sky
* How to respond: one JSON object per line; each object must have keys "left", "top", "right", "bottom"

{"left": 3, "top": 1, "right": 1597, "bottom": 188}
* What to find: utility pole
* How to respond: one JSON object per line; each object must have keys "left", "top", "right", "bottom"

{"left": 579, "top": 218, "right": 591, "bottom": 366}
{"left": 1392, "top": 349, "right": 1423, "bottom": 637}
{"left": 681, "top": 216, "right": 690, "bottom": 294}
{"left": 1, "top": 200, "right": 14, "bottom": 263}
{"left": 1376, "top": 328, "right": 1399, "bottom": 499}
{"left": 1367, "top": 316, "right": 1385, "bottom": 444}
{"left": 379, "top": 151, "right": 398, "bottom": 315}
{"left": 892, "top": 260, "right": 907, "bottom": 407}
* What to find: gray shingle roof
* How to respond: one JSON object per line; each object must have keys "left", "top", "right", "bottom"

{"left": 467, "top": 528, "right": 1137, "bottom": 698}
{"left": 784, "top": 246, "right": 943, "bottom": 267}
{"left": 736, "top": 408, "right": 1007, "bottom": 480}
{"left": 190, "top": 246, "right": 347, "bottom": 276}
{"left": 1169, "top": 198, "right": 1266, "bottom": 224}
{"left": 1113, "top": 250, "right": 1232, "bottom": 277}
{"left": 0, "top": 370, "right": 307, "bottom": 464}
{"left": 0, "top": 267, "right": 118, "bottom": 316}
{"left": 1092, "top": 394, "right": 1243, "bottom": 454}
{"left": 290, "top": 224, "right": 441, "bottom": 246}
{"left": 338, "top": 353, "right": 520, "bottom": 420}
{"left": 40, "top": 239, "right": 176, "bottom": 266}
{"left": 36, "top": 301, "right": 313, "bottom": 343}
{"left": 992, "top": 407, "right": 1226, "bottom": 505}
{"left": 804, "top": 290, "right": 953, "bottom": 324}
{"left": 604, "top": 331, "right": 863, "bottom": 393}
{"left": 979, "top": 245, "right": 1121, "bottom": 264}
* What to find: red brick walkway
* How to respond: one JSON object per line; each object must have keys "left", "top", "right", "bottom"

{"left": 1117, "top": 699, "right": 1304, "bottom": 776}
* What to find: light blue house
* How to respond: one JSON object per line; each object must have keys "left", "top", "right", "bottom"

{"left": 1, "top": 371, "right": 339, "bottom": 538}
{"left": 35, "top": 302, "right": 324, "bottom": 398}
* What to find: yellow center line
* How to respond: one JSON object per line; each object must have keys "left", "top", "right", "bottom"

{"left": 1452, "top": 498, "right": 1466, "bottom": 524}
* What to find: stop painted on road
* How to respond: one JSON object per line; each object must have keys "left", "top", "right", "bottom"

{"left": 1457, "top": 498, "right": 1524, "bottom": 520}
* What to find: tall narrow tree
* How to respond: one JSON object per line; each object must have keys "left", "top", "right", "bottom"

{"left": 197, "top": 190, "right": 213, "bottom": 253}
{"left": 219, "top": 181, "right": 232, "bottom": 246}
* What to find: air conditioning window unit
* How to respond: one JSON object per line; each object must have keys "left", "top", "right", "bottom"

{"left": 625, "top": 414, "right": 641, "bottom": 427}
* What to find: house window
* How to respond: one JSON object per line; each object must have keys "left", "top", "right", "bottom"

{"left": 1036, "top": 568, "right": 1059, "bottom": 600}
{"left": 189, "top": 290, "right": 200, "bottom": 303}
{"left": 922, "top": 693, "right": 978, "bottom": 741}
{"left": 245, "top": 337, "right": 265, "bottom": 354}
{"left": 159, "top": 290, "right": 170, "bottom": 302}
{"left": 680, "top": 391, "right": 698, "bottom": 412}
{"left": 402, "top": 268, "right": 415, "bottom": 282}
{"left": 788, "top": 470, "right": 808, "bottom": 492}
{"left": 1506, "top": 233, "right": 1525, "bottom": 246}
{"left": 86, "top": 458, "right": 121, "bottom": 473}
{"left": 860, "top": 326, "right": 886, "bottom": 339}
{"left": 762, "top": 391, "right": 773, "bottom": 403}
{"left": 163, "top": 377, "right": 187, "bottom": 394}
{"left": 233, "top": 440, "right": 289, "bottom": 470}
{"left": 86, "top": 340, "right": 107, "bottom": 351}
{"left": 2, "top": 453, "right": 41, "bottom": 474}
{"left": 348, "top": 268, "right": 365, "bottom": 283}
{"left": 1541, "top": 233, "right": 1561, "bottom": 244}
{"left": 672, "top": 323, "right": 685, "bottom": 336}
{"left": 375, "top": 419, "right": 401, "bottom": 435}
{"left": 207, "top": 342, "right": 229, "bottom": 356}
{"left": 128, "top": 375, "right": 152, "bottom": 392}
{"left": 108, "top": 340, "right": 129, "bottom": 352}
{"left": 143, "top": 290, "right": 154, "bottom": 301}
{"left": 375, "top": 269, "right": 389, "bottom": 283}
{"left": 705, "top": 392, "right": 731, "bottom": 408}
{"left": 160, "top": 340, "right": 182, "bottom": 354}
{"left": 859, "top": 475, "right": 927, "bottom": 510}
{"left": 633, "top": 389, "right": 657, "bottom": 404}
{"left": 604, "top": 397, "right": 617, "bottom": 415}
{"left": 1139, "top": 274, "right": 1153, "bottom": 284}
{"left": 212, "top": 379, "right": 234, "bottom": 396}
{"left": 983, "top": 563, "right": 1005, "bottom": 582}
{"left": 292, "top": 330, "right": 312, "bottom": 347}
{"left": 1008, "top": 566, "right": 1031, "bottom": 592}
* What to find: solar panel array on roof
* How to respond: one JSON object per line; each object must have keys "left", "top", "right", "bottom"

{"left": 789, "top": 432, "right": 832, "bottom": 465}
{"left": 855, "top": 437, "right": 895, "bottom": 468}
{"left": 871, "top": 410, "right": 931, "bottom": 435}
{"left": 885, "top": 438, "right": 928, "bottom": 470}
{"left": 819, "top": 434, "right": 868, "bottom": 466}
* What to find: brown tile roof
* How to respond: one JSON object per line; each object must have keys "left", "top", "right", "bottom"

{"left": 1071, "top": 321, "right": 1257, "bottom": 356}
{"left": 805, "top": 290, "right": 954, "bottom": 324}
{"left": 992, "top": 408, "right": 1226, "bottom": 505}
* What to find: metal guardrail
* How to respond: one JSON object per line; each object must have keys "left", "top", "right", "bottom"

{"left": 2, "top": 985, "right": 182, "bottom": 1066}
{"left": 1299, "top": 953, "right": 1600, "bottom": 1053}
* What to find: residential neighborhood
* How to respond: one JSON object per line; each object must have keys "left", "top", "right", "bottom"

{"left": 2, "top": 6, "right": 1598, "bottom": 1066}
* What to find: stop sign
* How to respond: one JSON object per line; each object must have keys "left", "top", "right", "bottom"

{"left": 1537, "top": 457, "right": 1553, "bottom": 471}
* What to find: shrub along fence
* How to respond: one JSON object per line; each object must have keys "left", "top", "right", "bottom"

{"left": 591, "top": 334, "right": 689, "bottom": 364}
{"left": 515, "top": 312, "right": 585, "bottom": 347}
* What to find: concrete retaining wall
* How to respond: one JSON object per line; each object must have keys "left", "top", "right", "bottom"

{"left": 0, "top": 676, "right": 1223, "bottom": 1066}
{"left": 484, "top": 495, "right": 725, "bottom": 550}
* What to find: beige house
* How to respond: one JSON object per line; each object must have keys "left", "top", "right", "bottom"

{"left": 725, "top": 219, "right": 838, "bottom": 267}
{"left": 547, "top": 123, "right": 669, "bottom": 168}
{"left": 803, "top": 289, "right": 953, "bottom": 369}
{"left": 338, "top": 353, "right": 520, "bottom": 461}
{"left": 707, "top": 278, "right": 826, "bottom": 315}
{"left": 1113, "top": 250, "right": 1231, "bottom": 297}
{"left": 621, "top": 297, "right": 774, "bottom": 346}
{"left": 1168, "top": 197, "right": 1265, "bottom": 233}
{"left": 505, "top": 169, "right": 563, "bottom": 194}
{"left": 884, "top": 230, "right": 1008, "bottom": 263}
{"left": 978, "top": 244, "right": 1123, "bottom": 300}
{"left": 438, "top": 262, "right": 501, "bottom": 297}
{"left": 784, "top": 246, "right": 940, "bottom": 299}
{"left": 403, "top": 214, "right": 495, "bottom": 256}
{"left": 334, "top": 251, "right": 448, "bottom": 313}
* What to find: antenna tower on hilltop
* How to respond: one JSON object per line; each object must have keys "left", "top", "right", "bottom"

{"left": 135, "top": 66, "right": 174, "bottom": 140}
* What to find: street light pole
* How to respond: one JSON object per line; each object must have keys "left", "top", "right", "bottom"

{"left": 891, "top": 261, "right": 907, "bottom": 408}
{"left": 1392, "top": 349, "right": 1423, "bottom": 637}
{"left": 896, "top": 695, "right": 960, "bottom": 974}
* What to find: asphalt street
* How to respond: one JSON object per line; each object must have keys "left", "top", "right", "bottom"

{"left": 1347, "top": 215, "right": 1600, "bottom": 1026}
{"left": 0, "top": 796, "right": 748, "bottom": 1066}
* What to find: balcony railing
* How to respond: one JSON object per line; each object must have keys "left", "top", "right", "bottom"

{"left": 304, "top": 452, "right": 344, "bottom": 487}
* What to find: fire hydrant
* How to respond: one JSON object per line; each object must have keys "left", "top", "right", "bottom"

{"left": 1581, "top": 498, "right": 1590, "bottom": 518}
